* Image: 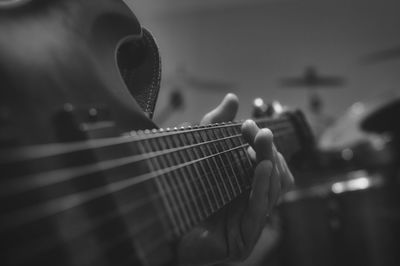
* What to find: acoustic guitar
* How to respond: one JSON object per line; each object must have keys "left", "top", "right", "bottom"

{"left": 0, "top": 0, "right": 314, "bottom": 265}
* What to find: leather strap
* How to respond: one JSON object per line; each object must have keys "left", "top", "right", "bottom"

{"left": 117, "top": 28, "right": 161, "bottom": 119}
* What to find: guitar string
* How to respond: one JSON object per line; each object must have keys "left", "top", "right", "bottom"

{"left": 0, "top": 133, "right": 242, "bottom": 195}
{"left": 1, "top": 124, "right": 297, "bottom": 263}
{"left": 0, "top": 117, "right": 291, "bottom": 162}
{"left": 0, "top": 143, "right": 253, "bottom": 231}
{"left": 5, "top": 156, "right": 252, "bottom": 265}
{"left": 0, "top": 117, "right": 292, "bottom": 163}
{"left": 0, "top": 127, "right": 294, "bottom": 196}
{"left": 6, "top": 128, "right": 298, "bottom": 262}
{"left": 1, "top": 128, "right": 297, "bottom": 233}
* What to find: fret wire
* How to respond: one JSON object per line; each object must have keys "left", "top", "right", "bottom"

{"left": 179, "top": 134, "right": 212, "bottom": 218}
{"left": 0, "top": 117, "right": 293, "bottom": 164}
{"left": 213, "top": 127, "right": 242, "bottom": 195}
{"left": 143, "top": 138, "right": 184, "bottom": 236}
{"left": 120, "top": 149, "right": 246, "bottom": 249}
{"left": 134, "top": 156, "right": 253, "bottom": 234}
{"left": 163, "top": 136, "right": 198, "bottom": 227}
{"left": 227, "top": 126, "right": 253, "bottom": 188}
{"left": 222, "top": 126, "right": 247, "bottom": 190}
{"left": 148, "top": 137, "right": 189, "bottom": 233}
{"left": 9, "top": 155, "right": 250, "bottom": 265}
{"left": 221, "top": 127, "right": 243, "bottom": 193}
{"left": 184, "top": 131, "right": 219, "bottom": 213}
{"left": 149, "top": 159, "right": 188, "bottom": 237}
{"left": 217, "top": 126, "right": 244, "bottom": 195}
{"left": 175, "top": 132, "right": 208, "bottom": 219}
{"left": 198, "top": 130, "right": 230, "bottom": 206}
{"left": 206, "top": 128, "right": 238, "bottom": 198}
{"left": 155, "top": 136, "right": 193, "bottom": 231}
{"left": 202, "top": 128, "right": 234, "bottom": 202}
{"left": 167, "top": 135, "right": 201, "bottom": 224}
{"left": 192, "top": 130, "right": 225, "bottom": 208}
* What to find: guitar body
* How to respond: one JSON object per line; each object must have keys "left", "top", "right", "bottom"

{"left": 0, "top": 1, "right": 176, "bottom": 265}
{"left": 0, "top": 2, "right": 314, "bottom": 266}
{"left": 0, "top": 0, "right": 159, "bottom": 146}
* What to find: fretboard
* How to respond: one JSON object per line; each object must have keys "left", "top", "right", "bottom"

{"left": 130, "top": 116, "right": 301, "bottom": 237}
{"left": 0, "top": 117, "right": 300, "bottom": 232}
{"left": 0, "top": 113, "right": 307, "bottom": 265}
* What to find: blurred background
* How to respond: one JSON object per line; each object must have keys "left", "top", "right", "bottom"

{"left": 124, "top": 1, "right": 400, "bottom": 266}
{"left": 125, "top": 0, "right": 400, "bottom": 130}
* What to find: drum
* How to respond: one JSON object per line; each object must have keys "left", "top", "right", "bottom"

{"left": 278, "top": 170, "right": 400, "bottom": 266}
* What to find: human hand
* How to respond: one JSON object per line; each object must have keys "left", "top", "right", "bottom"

{"left": 177, "top": 93, "right": 294, "bottom": 266}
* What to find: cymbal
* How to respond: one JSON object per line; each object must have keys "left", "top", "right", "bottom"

{"left": 320, "top": 92, "right": 400, "bottom": 150}
{"left": 360, "top": 45, "right": 400, "bottom": 65}
{"left": 280, "top": 66, "right": 346, "bottom": 89}
{"left": 361, "top": 98, "right": 400, "bottom": 134}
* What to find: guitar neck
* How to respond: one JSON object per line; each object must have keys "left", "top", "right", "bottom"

{"left": 0, "top": 112, "right": 308, "bottom": 266}
{"left": 131, "top": 115, "right": 301, "bottom": 237}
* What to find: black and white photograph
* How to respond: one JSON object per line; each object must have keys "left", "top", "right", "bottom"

{"left": 0, "top": 0, "right": 399, "bottom": 265}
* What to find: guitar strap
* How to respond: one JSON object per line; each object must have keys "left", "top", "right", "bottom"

{"left": 117, "top": 26, "right": 162, "bottom": 119}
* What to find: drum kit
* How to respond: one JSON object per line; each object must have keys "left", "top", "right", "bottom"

{"left": 275, "top": 52, "right": 400, "bottom": 266}
{"left": 230, "top": 86, "right": 399, "bottom": 266}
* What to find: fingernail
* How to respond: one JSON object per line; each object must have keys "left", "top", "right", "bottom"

{"left": 226, "top": 93, "right": 238, "bottom": 100}
{"left": 261, "top": 128, "right": 273, "bottom": 137}
{"left": 244, "top": 119, "right": 256, "bottom": 126}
